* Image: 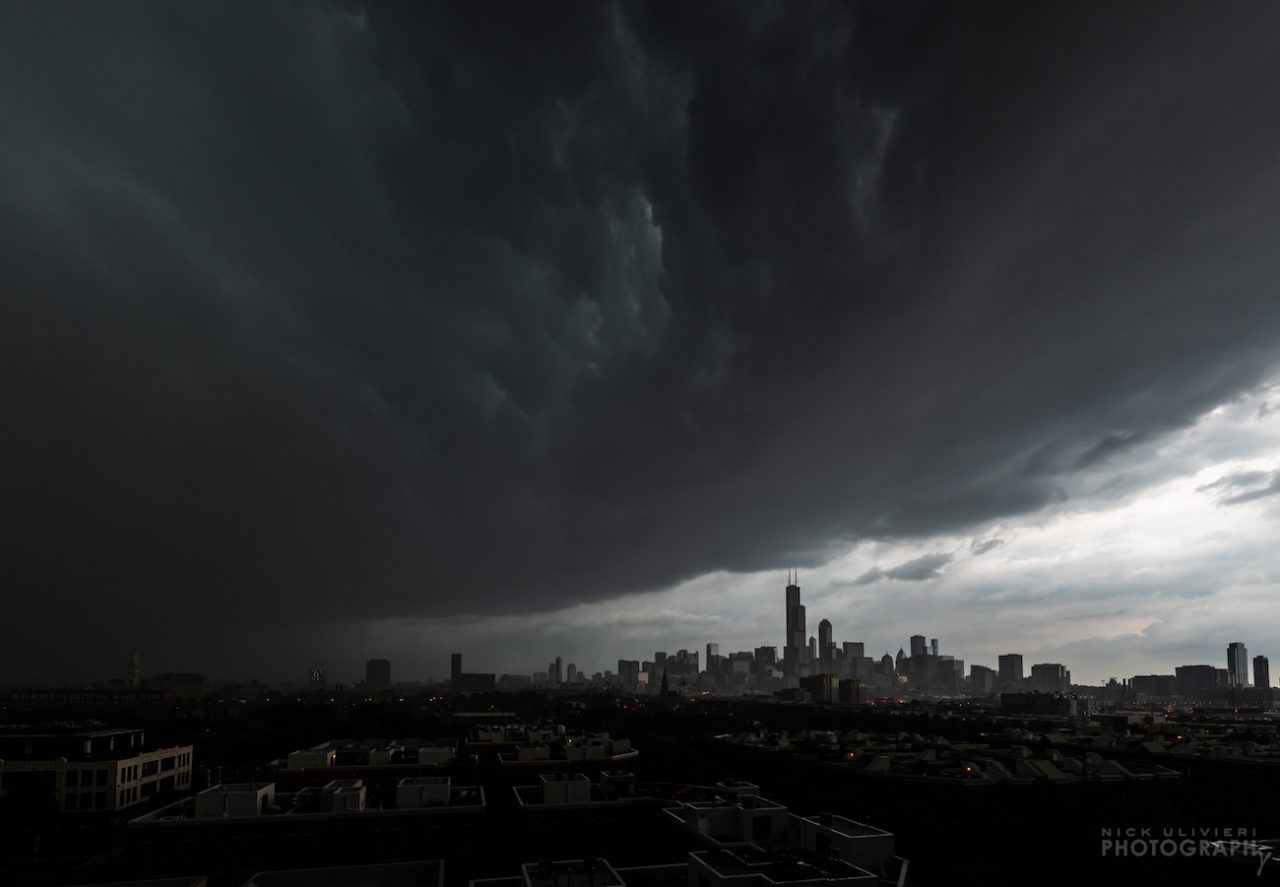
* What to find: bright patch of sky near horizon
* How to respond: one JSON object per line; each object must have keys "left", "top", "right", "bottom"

{"left": 350, "top": 379, "right": 1280, "bottom": 687}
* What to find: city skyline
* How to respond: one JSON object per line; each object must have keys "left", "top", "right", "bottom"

{"left": 67, "top": 572, "right": 1276, "bottom": 693}
{"left": 5, "top": 4, "right": 1280, "bottom": 685}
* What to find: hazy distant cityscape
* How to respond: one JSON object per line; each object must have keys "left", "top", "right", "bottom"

{"left": 28, "top": 577, "right": 1274, "bottom": 715}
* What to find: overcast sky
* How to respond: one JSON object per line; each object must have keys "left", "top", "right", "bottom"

{"left": 4, "top": 2, "right": 1280, "bottom": 686}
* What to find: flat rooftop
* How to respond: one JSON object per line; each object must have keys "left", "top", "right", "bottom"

{"left": 694, "top": 849, "right": 876, "bottom": 884}
{"left": 803, "top": 815, "right": 892, "bottom": 838}
{"left": 132, "top": 786, "right": 483, "bottom": 823}
{"left": 521, "top": 860, "right": 624, "bottom": 887}
{"left": 243, "top": 860, "right": 443, "bottom": 886}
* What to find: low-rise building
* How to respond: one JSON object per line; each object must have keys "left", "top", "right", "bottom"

{"left": 127, "top": 777, "right": 484, "bottom": 880}
{"left": 0, "top": 726, "right": 192, "bottom": 815}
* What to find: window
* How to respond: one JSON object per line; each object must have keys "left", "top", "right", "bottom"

{"left": 161, "top": 757, "right": 175, "bottom": 772}
{"left": 97, "top": 769, "right": 109, "bottom": 786}
{"left": 142, "top": 760, "right": 158, "bottom": 777}
{"left": 119, "top": 791, "right": 126, "bottom": 806}
{"left": 66, "top": 770, "right": 79, "bottom": 787}
{"left": 65, "top": 794, "right": 78, "bottom": 810}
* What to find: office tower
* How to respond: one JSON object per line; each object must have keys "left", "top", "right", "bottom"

{"left": 366, "top": 658, "right": 391, "bottom": 691}
{"left": 554, "top": 656, "right": 563, "bottom": 685}
{"left": 617, "top": 660, "right": 640, "bottom": 687}
{"left": 808, "top": 636, "right": 818, "bottom": 664}
{"left": 930, "top": 638, "right": 939, "bottom": 657}
{"left": 970, "top": 665, "right": 996, "bottom": 694}
{"left": 1175, "top": 664, "right": 1216, "bottom": 697}
{"left": 1131, "top": 675, "right": 1176, "bottom": 696}
{"left": 895, "top": 648, "right": 906, "bottom": 673}
{"left": 566, "top": 663, "right": 577, "bottom": 683}
{"left": 707, "top": 642, "right": 719, "bottom": 663}
{"left": 818, "top": 619, "right": 834, "bottom": 673}
{"left": 1030, "top": 663, "right": 1068, "bottom": 693}
{"left": 998, "top": 654, "right": 1024, "bottom": 686}
{"left": 784, "top": 572, "right": 809, "bottom": 677}
{"left": 1255, "top": 655, "right": 1270, "bottom": 689}
{"left": 881, "top": 652, "right": 895, "bottom": 675}
{"left": 125, "top": 650, "right": 142, "bottom": 690}
{"left": 450, "top": 653, "right": 462, "bottom": 683}
{"left": 843, "top": 642, "right": 864, "bottom": 659}
{"left": 910, "top": 635, "right": 927, "bottom": 658}
{"left": 308, "top": 664, "right": 328, "bottom": 689}
{"left": 547, "top": 661, "right": 557, "bottom": 686}
{"left": 754, "top": 646, "right": 777, "bottom": 678}
{"left": 1228, "top": 642, "right": 1249, "bottom": 687}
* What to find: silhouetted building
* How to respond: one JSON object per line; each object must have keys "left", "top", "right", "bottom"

{"left": 1255, "top": 655, "right": 1271, "bottom": 690}
{"left": 1001, "top": 692, "right": 1090, "bottom": 717}
{"left": 1131, "top": 674, "right": 1176, "bottom": 697}
{"left": 970, "top": 665, "right": 996, "bottom": 694}
{"left": 309, "top": 664, "right": 329, "bottom": 690}
{"left": 1030, "top": 663, "right": 1069, "bottom": 693}
{"left": 998, "top": 654, "right": 1024, "bottom": 687}
{"left": 448, "top": 654, "right": 496, "bottom": 695}
{"left": 817, "top": 619, "right": 833, "bottom": 673}
{"left": 617, "top": 660, "right": 640, "bottom": 689}
{"left": 798, "top": 673, "right": 833, "bottom": 704}
{"left": 366, "top": 659, "right": 391, "bottom": 691}
{"left": 910, "top": 636, "right": 927, "bottom": 658}
{"left": 1228, "top": 642, "right": 1249, "bottom": 687}
{"left": 125, "top": 650, "right": 142, "bottom": 690}
{"left": 1175, "top": 665, "right": 1217, "bottom": 698}
{"left": 783, "top": 574, "right": 809, "bottom": 678}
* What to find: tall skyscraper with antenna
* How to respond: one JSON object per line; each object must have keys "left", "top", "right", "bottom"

{"left": 783, "top": 570, "right": 809, "bottom": 678}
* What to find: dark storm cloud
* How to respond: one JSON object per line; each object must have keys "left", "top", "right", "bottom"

{"left": 854, "top": 552, "right": 953, "bottom": 586}
{"left": 5, "top": 1, "right": 1280, "bottom": 678}
{"left": 1197, "top": 468, "right": 1280, "bottom": 505}
{"left": 1072, "top": 432, "right": 1149, "bottom": 470}
{"left": 1219, "top": 473, "right": 1280, "bottom": 506}
{"left": 969, "top": 538, "right": 1004, "bottom": 556}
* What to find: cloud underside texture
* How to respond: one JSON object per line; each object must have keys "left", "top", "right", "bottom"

{"left": 4, "top": 2, "right": 1280, "bottom": 671}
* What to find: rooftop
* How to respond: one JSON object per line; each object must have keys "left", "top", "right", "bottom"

{"left": 802, "top": 815, "right": 891, "bottom": 839}
{"left": 521, "top": 859, "right": 625, "bottom": 887}
{"left": 242, "top": 860, "right": 443, "bottom": 887}
{"left": 693, "top": 848, "right": 876, "bottom": 884}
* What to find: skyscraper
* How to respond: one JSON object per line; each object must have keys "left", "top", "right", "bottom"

{"left": 930, "top": 638, "right": 939, "bottom": 657}
{"left": 125, "top": 650, "right": 141, "bottom": 690}
{"left": 1228, "top": 642, "right": 1249, "bottom": 687}
{"left": 1255, "top": 655, "right": 1270, "bottom": 690}
{"left": 998, "top": 654, "right": 1024, "bottom": 687}
{"left": 818, "top": 619, "right": 833, "bottom": 674}
{"left": 1030, "top": 663, "right": 1068, "bottom": 693}
{"left": 784, "top": 572, "right": 808, "bottom": 678}
{"left": 450, "top": 653, "right": 462, "bottom": 683}
{"left": 366, "top": 658, "right": 391, "bottom": 691}
{"left": 910, "top": 635, "right": 927, "bottom": 658}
